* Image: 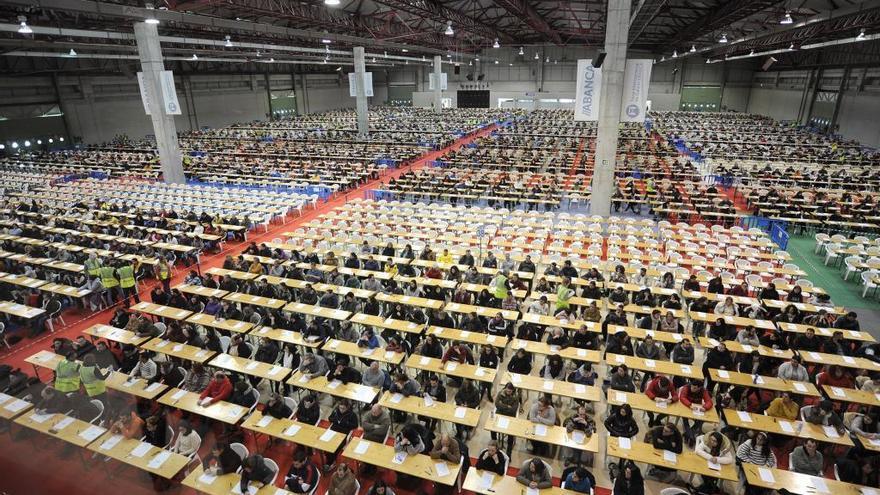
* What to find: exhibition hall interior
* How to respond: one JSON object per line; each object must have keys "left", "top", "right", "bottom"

{"left": 2, "top": 0, "right": 880, "bottom": 494}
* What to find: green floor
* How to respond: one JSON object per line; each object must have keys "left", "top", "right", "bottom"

{"left": 787, "top": 235, "right": 880, "bottom": 311}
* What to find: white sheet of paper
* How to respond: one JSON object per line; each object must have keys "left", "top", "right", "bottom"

{"left": 793, "top": 382, "right": 808, "bottom": 392}
{"left": 299, "top": 374, "right": 310, "bottom": 383}
{"left": 663, "top": 450, "right": 677, "bottom": 463}
{"left": 129, "top": 441, "right": 153, "bottom": 458}
{"left": 615, "top": 354, "right": 625, "bottom": 363}
{"left": 496, "top": 417, "right": 510, "bottom": 429}
{"left": 197, "top": 472, "right": 217, "bottom": 484}
{"left": 171, "top": 389, "right": 187, "bottom": 400}
{"left": 269, "top": 366, "right": 283, "bottom": 376}
{"left": 480, "top": 471, "right": 495, "bottom": 489}
{"left": 100, "top": 434, "right": 124, "bottom": 450}
{"left": 533, "top": 424, "right": 547, "bottom": 437}
{"left": 172, "top": 344, "right": 184, "bottom": 352}
{"left": 454, "top": 407, "right": 466, "bottom": 419}
{"left": 742, "top": 344, "right": 753, "bottom": 352}
{"left": 809, "top": 352, "right": 821, "bottom": 360}
{"left": 542, "top": 381, "right": 554, "bottom": 391}
{"left": 435, "top": 462, "right": 451, "bottom": 477}
{"left": 256, "top": 416, "right": 273, "bottom": 428}
{"left": 148, "top": 450, "right": 171, "bottom": 469}
{"left": 526, "top": 488, "right": 540, "bottom": 495}
{"left": 319, "top": 430, "right": 337, "bottom": 442}
{"left": 392, "top": 452, "right": 407, "bottom": 465}
{"left": 754, "top": 375, "right": 765, "bottom": 384}
{"left": 823, "top": 425, "right": 840, "bottom": 438}
{"left": 843, "top": 356, "right": 856, "bottom": 364}
{"left": 283, "top": 425, "right": 301, "bottom": 437}
{"left": 353, "top": 440, "right": 370, "bottom": 455}
{"left": 54, "top": 416, "right": 75, "bottom": 430}
{"left": 511, "top": 374, "right": 522, "bottom": 384}
{"left": 812, "top": 477, "right": 830, "bottom": 493}
{"left": 123, "top": 378, "right": 140, "bottom": 388}
{"left": 475, "top": 367, "right": 486, "bottom": 377}
{"left": 4, "top": 399, "right": 29, "bottom": 412}
{"left": 615, "top": 392, "right": 627, "bottom": 403}
{"left": 232, "top": 483, "right": 258, "bottom": 495}
{"left": 245, "top": 361, "right": 260, "bottom": 370}
{"left": 195, "top": 350, "right": 208, "bottom": 358}
{"left": 758, "top": 467, "right": 775, "bottom": 483}
{"left": 618, "top": 437, "right": 631, "bottom": 449}
{"left": 574, "top": 384, "right": 586, "bottom": 394}
{"left": 145, "top": 382, "right": 163, "bottom": 392}
{"left": 832, "top": 387, "right": 845, "bottom": 397}
{"left": 390, "top": 393, "right": 403, "bottom": 404}
{"left": 737, "top": 411, "right": 753, "bottom": 422}
{"left": 420, "top": 356, "right": 430, "bottom": 365}
{"left": 571, "top": 430, "right": 586, "bottom": 444}
{"left": 779, "top": 421, "right": 795, "bottom": 433}
{"left": 708, "top": 460, "right": 722, "bottom": 471}
{"left": 0, "top": 392, "right": 13, "bottom": 404}
{"left": 681, "top": 365, "right": 692, "bottom": 374}
{"left": 645, "top": 359, "right": 656, "bottom": 368}
{"left": 446, "top": 362, "right": 457, "bottom": 371}
{"left": 78, "top": 425, "right": 105, "bottom": 441}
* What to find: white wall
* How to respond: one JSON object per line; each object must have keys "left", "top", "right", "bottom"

{"left": 837, "top": 91, "right": 880, "bottom": 147}
{"left": 746, "top": 88, "right": 804, "bottom": 121}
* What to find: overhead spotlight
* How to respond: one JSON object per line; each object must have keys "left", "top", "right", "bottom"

{"left": 59, "top": 137, "right": 64, "bottom": 142}
{"left": 534, "top": 52, "right": 539, "bottom": 59}
{"left": 705, "top": 58, "right": 712, "bottom": 64}
{"left": 406, "top": 60, "right": 409, "bottom": 64}
{"left": 422, "top": 55, "right": 426, "bottom": 61}
{"left": 789, "top": 43, "right": 796, "bottom": 50}
{"left": 494, "top": 60, "right": 499, "bottom": 64}
{"left": 493, "top": 38, "right": 500, "bottom": 48}
{"left": 690, "top": 45, "right": 696, "bottom": 53}
{"left": 371, "top": 57, "right": 376, "bottom": 63}
{"left": 17, "top": 16, "right": 32, "bottom": 34}
{"left": 468, "top": 60, "right": 472, "bottom": 66}
{"left": 256, "top": 50, "right": 261, "bottom": 57}
{"left": 719, "top": 33, "right": 728, "bottom": 43}
{"left": 24, "top": 140, "right": 31, "bottom": 147}
{"left": 335, "top": 66, "right": 342, "bottom": 71}
{"left": 224, "top": 35, "right": 233, "bottom": 47}
{"left": 321, "top": 38, "right": 331, "bottom": 44}
{"left": 475, "top": 56, "right": 479, "bottom": 61}
{"left": 144, "top": 3, "right": 160, "bottom": 24}
{"left": 553, "top": 59, "right": 557, "bottom": 64}
{"left": 383, "top": 51, "right": 388, "bottom": 58}
{"left": 446, "top": 53, "right": 451, "bottom": 58}
{"left": 0, "top": 144, "right": 4, "bottom": 150}
{"left": 11, "top": 142, "right": 18, "bottom": 149}
{"left": 518, "top": 46, "right": 524, "bottom": 55}
{"left": 401, "top": 48, "right": 408, "bottom": 52}
{"left": 48, "top": 139, "right": 53, "bottom": 143}
{"left": 780, "top": 12, "right": 793, "bottom": 24}
{"left": 749, "top": 49, "right": 754, "bottom": 56}
{"left": 661, "top": 55, "right": 665, "bottom": 62}
{"left": 191, "top": 53, "right": 198, "bottom": 60}
{"left": 323, "top": 58, "right": 328, "bottom": 64}
{"left": 857, "top": 29, "right": 866, "bottom": 41}
{"left": 268, "top": 57, "right": 274, "bottom": 63}
{"left": 545, "top": 56, "right": 549, "bottom": 63}
{"left": 324, "top": 0, "right": 340, "bottom": 6}
{"left": 68, "top": 48, "right": 77, "bottom": 57}
{"left": 444, "top": 20, "right": 454, "bottom": 36}
{"left": 672, "top": 50, "right": 678, "bottom": 58}
{"left": 36, "top": 140, "right": 42, "bottom": 145}
{"left": 324, "top": 45, "right": 329, "bottom": 53}
{"left": 509, "top": 63, "right": 513, "bottom": 66}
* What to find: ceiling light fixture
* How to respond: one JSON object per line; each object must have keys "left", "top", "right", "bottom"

{"left": 444, "top": 20, "right": 454, "bottom": 36}
{"left": 144, "top": 3, "right": 160, "bottom": 24}
{"left": 191, "top": 53, "right": 198, "bottom": 60}
{"left": 324, "top": 0, "right": 340, "bottom": 6}
{"left": 401, "top": 48, "right": 408, "bottom": 52}
{"left": 321, "top": 38, "right": 331, "bottom": 44}
{"left": 68, "top": 48, "right": 77, "bottom": 57}
{"left": 719, "top": 33, "right": 728, "bottom": 43}
{"left": 672, "top": 50, "right": 678, "bottom": 58}
{"left": 518, "top": 46, "right": 524, "bottom": 55}
{"left": 336, "top": 66, "right": 342, "bottom": 71}
{"left": 857, "top": 29, "right": 866, "bottom": 41}
{"left": 224, "top": 35, "right": 233, "bottom": 47}
{"left": 660, "top": 55, "right": 665, "bottom": 62}
{"left": 17, "top": 16, "right": 32, "bottom": 34}
{"left": 534, "top": 52, "right": 539, "bottom": 59}
{"left": 494, "top": 59, "right": 498, "bottom": 64}
{"left": 789, "top": 43, "right": 796, "bottom": 50}
{"left": 268, "top": 57, "right": 274, "bottom": 62}
{"left": 383, "top": 51, "right": 388, "bottom": 58}
{"left": 545, "top": 56, "right": 549, "bottom": 63}
{"left": 690, "top": 45, "right": 696, "bottom": 53}
{"left": 493, "top": 38, "right": 500, "bottom": 48}
{"left": 780, "top": 12, "right": 793, "bottom": 24}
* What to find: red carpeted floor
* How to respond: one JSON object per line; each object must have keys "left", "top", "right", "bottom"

{"left": 0, "top": 122, "right": 613, "bottom": 495}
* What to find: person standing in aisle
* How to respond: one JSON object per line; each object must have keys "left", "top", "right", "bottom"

{"left": 116, "top": 259, "right": 140, "bottom": 306}
{"left": 99, "top": 261, "right": 120, "bottom": 305}
{"left": 155, "top": 257, "right": 173, "bottom": 293}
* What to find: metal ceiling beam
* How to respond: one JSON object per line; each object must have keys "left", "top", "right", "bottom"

{"left": 664, "top": 0, "right": 787, "bottom": 47}
{"left": 628, "top": 0, "right": 666, "bottom": 46}
{"left": 492, "top": 0, "right": 563, "bottom": 45}
{"left": 366, "top": 0, "right": 514, "bottom": 43}
{"left": 0, "top": 0, "right": 450, "bottom": 54}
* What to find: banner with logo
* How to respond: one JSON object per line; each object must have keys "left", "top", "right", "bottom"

{"left": 159, "top": 71, "right": 182, "bottom": 115}
{"left": 348, "top": 72, "right": 374, "bottom": 97}
{"left": 620, "top": 59, "right": 652, "bottom": 122}
{"left": 574, "top": 59, "right": 602, "bottom": 121}
{"left": 136, "top": 72, "right": 151, "bottom": 115}
{"left": 428, "top": 72, "right": 448, "bottom": 91}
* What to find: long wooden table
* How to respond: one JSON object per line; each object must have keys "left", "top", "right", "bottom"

{"left": 341, "top": 438, "right": 461, "bottom": 486}
{"left": 483, "top": 414, "right": 599, "bottom": 453}
{"left": 87, "top": 431, "right": 191, "bottom": 478}
{"left": 607, "top": 436, "right": 737, "bottom": 481}
{"left": 742, "top": 464, "right": 864, "bottom": 495}
{"left": 723, "top": 409, "right": 853, "bottom": 446}
{"left": 378, "top": 391, "right": 482, "bottom": 428}
{"left": 157, "top": 388, "right": 249, "bottom": 425}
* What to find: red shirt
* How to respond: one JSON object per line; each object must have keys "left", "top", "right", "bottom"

{"left": 645, "top": 377, "right": 677, "bottom": 402}
{"left": 677, "top": 385, "right": 713, "bottom": 410}
{"left": 817, "top": 370, "right": 854, "bottom": 389}
{"left": 199, "top": 377, "right": 233, "bottom": 401}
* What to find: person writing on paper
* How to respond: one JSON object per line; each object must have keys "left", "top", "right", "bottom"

{"left": 678, "top": 379, "right": 713, "bottom": 444}
{"left": 765, "top": 392, "right": 799, "bottom": 420}
{"left": 646, "top": 422, "right": 682, "bottom": 481}
{"left": 170, "top": 421, "right": 200, "bottom": 457}
{"left": 394, "top": 422, "right": 426, "bottom": 455}
{"left": 528, "top": 395, "right": 557, "bottom": 455}
{"left": 328, "top": 463, "right": 357, "bottom": 495}
{"left": 390, "top": 373, "right": 420, "bottom": 397}
{"left": 562, "top": 405, "right": 596, "bottom": 466}
{"left": 239, "top": 455, "right": 275, "bottom": 493}
{"left": 605, "top": 403, "right": 639, "bottom": 438}
{"left": 564, "top": 467, "right": 594, "bottom": 494}
{"left": 324, "top": 399, "right": 359, "bottom": 470}
{"left": 109, "top": 409, "right": 145, "bottom": 439}
{"left": 644, "top": 376, "right": 676, "bottom": 427}
{"left": 198, "top": 371, "right": 233, "bottom": 406}
{"left": 298, "top": 353, "right": 329, "bottom": 380}
{"left": 202, "top": 442, "right": 241, "bottom": 476}
{"left": 34, "top": 386, "right": 69, "bottom": 415}
{"left": 736, "top": 431, "right": 777, "bottom": 467}
{"left": 430, "top": 433, "right": 461, "bottom": 462}
{"left": 475, "top": 440, "right": 506, "bottom": 476}
{"left": 803, "top": 399, "right": 845, "bottom": 434}
{"left": 790, "top": 438, "right": 823, "bottom": 476}
{"left": 284, "top": 450, "right": 319, "bottom": 494}
{"left": 515, "top": 458, "right": 552, "bottom": 489}
{"left": 129, "top": 351, "right": 158, "bottom": 382}
{"left": 695, "top": 431, "right": 735, "bottom": 466}
{"left": 613, "top": 461, "right": 644, "bottom": 495}
{"left": 294, "top": 393, "right": 320, "bottom": 426}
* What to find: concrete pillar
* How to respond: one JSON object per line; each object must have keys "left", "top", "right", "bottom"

{"left": 591, "top": 0, "right": 630, "bottom": 216}
{"left": 134, "top": 22, "right": 185, "bottom": 184}
{"left": 433, "top": 55, "right": 442, "bottom": 112}
{"left": 353, "top": 47, "right": 369, "bottom": 138}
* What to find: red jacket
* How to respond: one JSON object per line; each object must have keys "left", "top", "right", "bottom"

{"left": 645, "top": 377, "right": 677, "bottom": 402}
{"left": 817, "top": 370, "right": 854, "bottom": 389}
{"left": 677, "top": 385, "right": 713, "bottom": 410}
{"left": 199, "top": 377, "right": 233, "bottom": 401}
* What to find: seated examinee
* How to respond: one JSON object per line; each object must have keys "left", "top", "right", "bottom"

{"left": 264, "top": 393, "right": 292, "bottom": 419}
{"left": 736, "top": 431, "right": 777, "bottom": 467}
{"left": 475, "top": 440, "right": 506, "bottom": 475}
{"left": 327, "top": 463, "right": 357, "bottom": 495}
{"left": 129, "top": 351, "right": 157, "bottom": 381}
{"left": 109, "top": 409, "right": 145, "bottom": 439}
{"left": 790, "top": 438, "right": 823, "bottom": 476}
{"left": 294, "top": 393, "right": 320, "bottom": 425}
{"left": 284, "top": 450, "right": 319, "bottom": 494}
{"left": 564, "top": 467, "right": 594, "bottom": 494}
{"left": 613, "top": 461, "right": 645, "bottom": 495}
{"left": 170, "top": 421, "right": 200, "bottom": 457}
{"left": 203, "top": 442, "right": 242, "bottom": 476}
{"left": 239, "top": 455, "right": 275, "bottom": 492}
{"left": 198, "top": 371, "right": 233, "bottom": 406}
{"left": 324, "top": 400, "right": 359, "bottom": 469}
{"left": 361, "top": 404, "right": 391, "bottom": 443}
{"left": 604, "top": 403, "right": 639, "bottom": 438}
{"left": 516, "top": 458, "right": 552, "bottom": 489}
{"left": 366, "top": 480, "right": 395, "bottom": 495}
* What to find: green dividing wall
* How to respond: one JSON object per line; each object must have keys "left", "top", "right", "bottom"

{"left": 680, "top": 85, "right": 722, "bottom": 111}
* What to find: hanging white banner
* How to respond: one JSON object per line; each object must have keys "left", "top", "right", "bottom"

{"left": 620, "top": 59, "right": 653, "bottom": 122}
{"left": 136, "top": 72, "right": 151, "bottom": 115}
{"left": 428, "top": 72, "right": 448, "bottom": 90}
{"left": 348, "top": 72, "right": 374, "bottom": 97}
{"left": 159, "top": 70, "right": 182, "bottom": 115}
{"left": 574, "top": 59, "right": 602, "bottom": 121}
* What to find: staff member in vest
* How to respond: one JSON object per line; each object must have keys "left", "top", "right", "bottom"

{"left": 556, "top": 276, "right": 575, "bottom": 312}
{"left": 83, "top": 253, "right": 102, "bottom": 278}
{"left": 116, "top": 260, "right": 139, "bottom": 305}
{"left": 54, "top": 351, "right": 81, "bottom": 394}
{"left": 154, "top": 257, "right": 173, "bottom": 293}
{"left": 490, "top": 270, "right": 510, "bottom": 302}
{"left": 79, "top": 353, "right": 110, "bottom": 403}
{"left": 99, "top": 262, "right": 120, "bottom": 306}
